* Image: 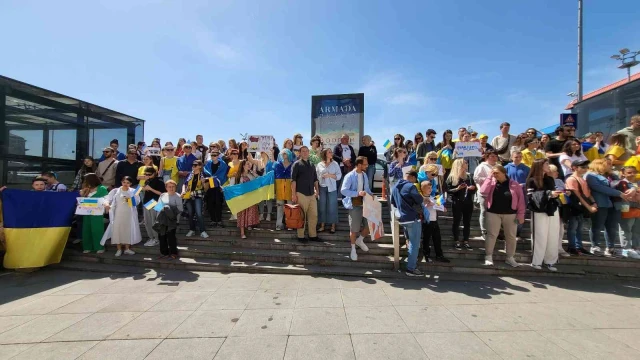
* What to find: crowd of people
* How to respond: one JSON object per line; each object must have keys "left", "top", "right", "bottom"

{"left": 5, "top": 113, "right": 640, "bottom": 276}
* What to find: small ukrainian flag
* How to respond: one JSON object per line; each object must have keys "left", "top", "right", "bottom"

{"left": 383, "top": 140, "right": 392, "bottom": 150}
{"left": 144, "top": 199, "right": 158, "bottom": 210}
{"left": 133, "top": 185, "right": 143, "bottom": 196}
{"left": 127, "top": 196, "right": 137, "bottom": 208}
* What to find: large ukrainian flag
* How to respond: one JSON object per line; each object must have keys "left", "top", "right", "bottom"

{"left": 582, "top": 142, "right": 604, "bottom": 162}
{"left": 2, "top": 189, "right": 78, "bottom": 269}
{"left": 222, "top": 171, "right": 275, "bottom": 214}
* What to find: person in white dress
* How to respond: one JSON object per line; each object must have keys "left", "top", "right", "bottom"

{"left": 101, "top": 176, "right": 142, "bottom": 256}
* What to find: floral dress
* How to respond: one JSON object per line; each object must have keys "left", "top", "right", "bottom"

{"left": 237, "top": 175, "right": 260, "bottom": 228}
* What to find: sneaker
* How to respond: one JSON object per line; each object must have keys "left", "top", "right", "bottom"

{"left": 124, "top": 249, "right": 135, "bottom": 255}
{"left": 435, "top": 256, "right": 451, "bottom": 263}
{"left": 297, "top": 237, "right": 308, "bottom": 243}
{"left": 405, "top": 268, "right": 423, "bottom": 277}
{"left": 425, "top": 257, "right": 433, "bottom": 263}
{"left": 115, "top": 249, "right": 122, "bottom": 257}
{"left": 266, "top": 214, "right": 271, "bottom": 222}
{"left": 568, "top": 248, "right": 580, "bottom": 255}
{"left": 559, "top": 250, "right": 571, "bottom": 258}
{"left": 531, "top": 264, "right": 542, "bottom": 270}
{"left": 590, "top": 246, "right": 602, "bottom": 255}
{"left": 484, "top": 256, "right": 494, "bottom": 266}
{"left": 229, "top": 215, "right": 236, "bottom": 220}
{"left": 247, "top": 227, "right": 252, "bottom": 230}
{"left": 83, "top": 250, "right": 91, "bottom": 254}
{"left": 350, "top": 247, "right": 358, "bottom": 261}
{"left": 547, "top": 265, "right": 558, "bottom": 272}
{"left": 186, "top": 230, "right": 195, "bottom": 237}
{"left": 276, "top": 225, "right": 283, "bottom": 231}
{"left": 505, "top": 257, "right": 520, "bottom": 268}
{"left": 143, "top": 239, "right": 156, "bottom": 247}
{"left": 604, "top": 248, "right": 614, "bottom": 257}
{"left": 455, "top": 243, "right": 462, "bottom": 250}
{"left": 623, "top": 249, "right": 640, "bottom": 259}
{"left": 578, "top": 248, "right": 592, "bottom": 256}
{"left": 463, "top": 243, "right": 473, "bottom": 250}
{"left": 259, "top": 214, "right": 264, "bottom": 221}
{"left": 96, "top": 250, "right": 105, "bottom": 254}
{"left": 355, "top": 236, "right": 369, "bottom": 252}
{"left": 200, "top": 231, "right": 209, "bottom": 238}
{"left": 73, "top": 239, "right": 82, "bottom": 244}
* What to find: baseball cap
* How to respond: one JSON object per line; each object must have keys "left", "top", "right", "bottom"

{"left": 571, "top": 159, "right": 590, "bottom": 168}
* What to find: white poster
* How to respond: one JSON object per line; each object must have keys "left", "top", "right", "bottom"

{"left": 363, "top": 195, "right": 384, "bottom": 240}
{"left": 454, "top": 142, "right": 482, "bottom": 158}
{"left": 146, "top": 147, "right": 161, "bottom": 156}
{"left": 248, "top": 135, "right": 275, "bottom": 154}
{"left": 75, "top": 197, "right": 105, "bottom": 216}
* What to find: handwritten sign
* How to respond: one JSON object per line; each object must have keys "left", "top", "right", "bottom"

{"left": 454, "top": 142, "right": 482, "bottom": 158}
{"left": 76, "top": 197, "right": 105, "bottom": 216}
{"left": 146, "top": 147, "right": 161, "bottom": 156}
{"left": 248, "top": 135, "right": 275, "bottom": 154}
{"left": 363, "top": 195, "right": 384, "bottom": 240}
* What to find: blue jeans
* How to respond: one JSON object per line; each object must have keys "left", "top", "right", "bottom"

{"left": 318, "top": 187, "right": 338, "bottom": 224}
{"left": 185, "top": 197, "right": 205, "bottom": 232}
{"left": 590, "top": 207, "right": 618, "bottom": 249}
{"left": 567, "top": 214, "right": 584, "bottom": 250}
{"left": 401, "top": 220, "right": 422, "bottom": 271}
{"left": 366, "top": 164, "right": 376, "bottom": 191}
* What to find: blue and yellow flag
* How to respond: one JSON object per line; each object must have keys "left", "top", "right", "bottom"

{"left": 222, "top": 171, "right": 275, "bottom": 214}
{"left": 582, "top": 142, "right": 604, "bottom": 162}
{"left": 383, "top": 140, "right": 392, "bottom": 149}
{"left": 2, "top": 189, "right": 78, "bottom": 269}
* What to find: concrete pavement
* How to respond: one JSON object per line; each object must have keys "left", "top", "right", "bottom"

{"left": 1, "top": 268, "right": 639, "bottom": 359}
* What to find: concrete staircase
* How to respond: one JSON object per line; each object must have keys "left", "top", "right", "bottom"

{"left": 60, "top": 199, "right": 640, "bottom": 280}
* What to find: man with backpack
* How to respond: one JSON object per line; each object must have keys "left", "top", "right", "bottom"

{"left": 97, "top": 147, "right": 118, "bottom": 190}
{"left": 391, "top": 170, "right": 425, "bottom": 277}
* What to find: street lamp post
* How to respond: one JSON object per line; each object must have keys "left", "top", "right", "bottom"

{"left": 611, "top": 48, "right": 640, "bottom": 82}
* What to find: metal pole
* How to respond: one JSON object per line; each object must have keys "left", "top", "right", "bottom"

{"left": 577, "top": 0, "right": 583, "bottom": 102}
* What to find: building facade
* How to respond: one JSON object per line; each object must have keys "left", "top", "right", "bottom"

{"left": 566, "top": 72, "right": 640, "bottom": 138}
{"left": 0, "top": 76, "right": 145, "bottom": 189}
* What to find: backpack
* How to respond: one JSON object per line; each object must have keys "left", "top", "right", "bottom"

{"left": 284, "top": 204, "right": 305, "bottom": 229}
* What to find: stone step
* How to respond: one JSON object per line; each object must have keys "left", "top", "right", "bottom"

{"left": 60, "top": 249, "right": 640, "bottom": 280}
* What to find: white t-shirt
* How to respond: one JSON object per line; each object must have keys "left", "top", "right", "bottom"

{"left": 49, "top": 183, "right": 67, "bottom": 192}
{"left": 357, "top": 172, "right": 364, "bottom": 192}
{"left": 559, "top": 154, "right": 587, "bottom": 177}
{"left": 341, "top": 145, "right": 352, "bottom": 167}
{"left": 426, "top": 203, "right": 437, "bottom": 221}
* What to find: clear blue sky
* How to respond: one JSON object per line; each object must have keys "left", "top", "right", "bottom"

{"left": 1, "top": 0, "right": 639, "bottom": 148}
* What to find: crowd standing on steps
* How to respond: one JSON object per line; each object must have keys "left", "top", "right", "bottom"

{"left": 7, "top": 114, "right": 640, "bottom": 275}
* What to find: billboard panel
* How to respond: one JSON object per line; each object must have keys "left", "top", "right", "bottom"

{"left": 311, "top": 93, "right": 364, "bottom": 151}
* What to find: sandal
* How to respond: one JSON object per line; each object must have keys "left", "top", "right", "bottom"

{"left": 330, "top": 225, "right": 336, "bottom": 234}
{"left": 241, "top": 235, "right": 247, "bottom": 239}
{"left": 318, "top": 224, "right": 325, "bottom": 232}
{"left": 170, "top": 254, "right": 178, "bottom": 260}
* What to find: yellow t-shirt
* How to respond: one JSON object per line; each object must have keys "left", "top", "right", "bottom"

{"left": 521, "top": 149, "right": 546, "bottom": 168}
{"left": 137, "top": 165, "right": 158, "bottom": 186}
{"left": 162, "top": 157, "right": 178, "bottom": 182}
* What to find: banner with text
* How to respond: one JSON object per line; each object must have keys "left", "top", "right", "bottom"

{"left": 454, "top": 142, "right": 482, "bottom": 158}
{"left": 248, "top": 135, "right": 275, "bottom": 154}
{"left": 311, "top": 94, "right": 364, "bottom": 152}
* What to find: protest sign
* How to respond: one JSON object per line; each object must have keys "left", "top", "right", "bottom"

{"left": 363, "top": 195, "right": 384, "bottom": 240}
{"left": 248, "top": 135, "right": 275, "bottom": 153}
{"left": 146, "top": 147, "right": 161, "bottom": 156}
{"left": 454, "top": 142, "right": 482, "bottom": 157}
{"left": 75, "top": 197, "right": 105, "bottom": 216}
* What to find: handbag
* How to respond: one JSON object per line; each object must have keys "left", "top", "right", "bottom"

{"left": 568, "top": 180, "right": 594, "bottom": 218}
{"left": 284, "top": 204, "right": 305, "bottom": 229}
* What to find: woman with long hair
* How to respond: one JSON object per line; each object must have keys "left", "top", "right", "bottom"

{"left": 292, "top": 133, "right": 304, "bottom": 159}
{"left": 137, "top": 155, "right": 158, "bottom": 191}
{"left": 309, "top": 135, "right": 323, "bottom": 166}
{"left": 316, "top": 148, "right": 342, "bottom": 233}
{"left": 141, "top": 167, "right": 165, "bottom": 247}
{"left": 358, "top": 135, "right": 378, "bottom": 191}
{"left": 175, "top": 138, "right": 186, "bottom": 157}
{"left": 559, "top": 139, "right": 587, "bottom": 177}
{"left": 436, "top": 130, "right": 455, "bottom": 181}
{"left": 526, "top": 159, "right": 562, "bottom": 271}
{"left": 182, "top": 160, "right": 210, "bottom": 238}
{"left": 436, "top": 130, "right": 453, "bottom": 151}
{"left": 235, "top": 159, "right": 260, "bottom": 239}
{"left": 278, "top": 138, "right": 294, "bottom": 162}
{"left": 388, "top": 147, "right": 408, "bottom": 189}
{"left": 586, "top": 158, "right": 630, "bottom": 256}
{"left": 238, "top": 141, "right": 249, "bottom": 160}
{"left": 384, "top": 134, "right": 405, "bottom": 162}
{"left": 480, "top": 165, "right": 526, "bottom": 267}
{"left": 414, "top": 132, "right": 424, "bottom": 148}
{"left": 509, "top": 133, "right": 527, "bottom": 159}
{"left": 539, "top": 134, "right": 550, "bottom": 153}
{"left": 525, "top": 128, "right": 539, "bottom": 139}
{"left": 274, "top": 148, "right": 294, "bottom": 230}
{"left": 101, "top": 176, "right": 142, "bottom": 256}
{"left": 146, "top": 139, "right": 162, "bottom": 167}
{"left": 446, "top": 159, "right": 476, "bottom": 250}
{"left": 605, "top": 133, "right": 631, "bottom": 167}
{"left": 73, "top": 156, "right": 98, "bottom": 191}
{"left": 79, "top": 173, "right": 108, "bottom": 254}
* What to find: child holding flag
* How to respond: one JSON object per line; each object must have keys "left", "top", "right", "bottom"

{"left": 79, "top": 173, "right": 108, "bottom": 254}
{"left": 102, "top": 176, "right": 142, "bottom": 256}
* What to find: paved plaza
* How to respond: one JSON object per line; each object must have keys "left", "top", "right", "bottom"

{"left": 1, "top": 268, "right": 639, "bottom": 360}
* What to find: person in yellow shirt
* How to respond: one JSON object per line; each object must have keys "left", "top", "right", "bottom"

{"left": 137, "top": 155, "right": 158, "bottom": 187}
{"left": 159, "top": 145, "right": 178, "bottom": 183}
{"left": 521, "top": 137, "right": 546, "bottom": 168}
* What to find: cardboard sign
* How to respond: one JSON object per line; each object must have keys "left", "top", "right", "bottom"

{"left": 248, "top": 135, "right": 275, "bottom": 154}
{"left": 363, "top": 195, "right": 384, "bottom": 240}
{"left": 454, "top": 142, "right": 482, "bottom": 158}
{"left": 76, "top": 197, "right": 105, "bottom": 216}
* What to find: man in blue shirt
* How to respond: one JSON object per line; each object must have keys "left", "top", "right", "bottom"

{"left": 504, "top": 150, "right": 529, "bottom": 239}
{"left": 98, "top": 139, "right": 126, "bottom": 162}
{"left": 391, "top": 170, "right": 425, "bottom": 277}
{"left": 176, "top": 144, "right": 198, "bottom": 191}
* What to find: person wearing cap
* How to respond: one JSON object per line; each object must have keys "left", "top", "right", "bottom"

{"left": 565, "top": 159, "right": 597, "bottom": 255}
{"left": 98, "top": 139, "right": 126, "bottom": 162}
{"left": 97, "top": 147, "right": 118, "bottom": 190}
{"left": 159, "top": 144, "right": 179, "bottom": 183}
{"left": 115, "top": 149, "right": 143, "bottom": 187}
{"left": 390, "top": 169, "right": 424, "bottom": 276}
{"left": 341, "top": 156, "right": 373, "bottom": 260}
{"left": 416, "top": 129, "right": 437, "bottom": 164}
{"left": 176, "top": 143, "right": 198, "bottom": 191}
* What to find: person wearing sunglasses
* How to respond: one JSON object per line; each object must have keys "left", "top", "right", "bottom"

{"left": 416, "top": 129, "right": 437, "bottom": 163}
{"left": 141, "top": 167, "right": 166, "bottom": 247}
{"left": 204, "top": 147, "right": 229, "bottom": 227}
{"left": 160, "top": 145, "right": 178, "bottom": 183}
{"left": 182, "top": 160, "right": 210, "bottom": 238}
{"left": 384, "top": 134, "right": 405, "bottom": 162}
{"left": 176, "top": 143, "right": 198, "bottom": 191}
